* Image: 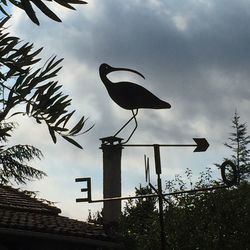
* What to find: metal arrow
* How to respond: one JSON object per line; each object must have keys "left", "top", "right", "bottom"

{"left": 192, "top": 138, "right": 209, "bottom": 152}
{"left": 124, "top": 138, "right": 209, "bottom": 152}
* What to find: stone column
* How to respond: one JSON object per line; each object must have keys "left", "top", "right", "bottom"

{"left": 100, "top": 136, "right": 123, "bottom": 225}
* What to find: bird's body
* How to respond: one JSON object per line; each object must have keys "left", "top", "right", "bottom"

{"left": 99, "top": 63, "right": 171, "bottom": 110}
{"left": 105, "top": 80, "right": 170, "bottom": 110}
{"left": 99, "top": 63, "right": 171, "bottom": 143}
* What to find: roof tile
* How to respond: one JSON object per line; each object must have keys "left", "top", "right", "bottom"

{"left": 0, "top": 185, "right": 110, "bottom": 242}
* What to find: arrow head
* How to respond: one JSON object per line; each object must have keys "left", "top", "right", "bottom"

{"left": 193, "top": 138, "right": 209, "bottom": 152}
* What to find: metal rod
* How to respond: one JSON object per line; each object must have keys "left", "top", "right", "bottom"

{"left": 87, "top": 193, "right": 159, "bottom": 203}
{"left": 154, "top": 144, "right": 166, "bottom": 250}
{"left": 76, "top": 185, "right": 230, "bottom": 203}
{"left": 124, "top": 144, "right": 197, "bottom": 147}
{"left": 158, "top": 174, "right": 165, "bottom": 250}
{"left": 164, "top": 184, "right": 230, "bottom": 195}
{"left": 122, "top": 109, "right": 138, "bottom": 144}
{"left": 114, "top": 109, "right": 138, "bottom": 138}
{"left": 149, "top": 183, "right": 170, "bottom": 203}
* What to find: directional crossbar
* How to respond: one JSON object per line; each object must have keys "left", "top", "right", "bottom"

{"left": 124, "top": 138, "right": 209, "bottom": 152}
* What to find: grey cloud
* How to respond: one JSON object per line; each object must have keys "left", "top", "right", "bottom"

{"left": 10, "top": 0, "right": 250, "bottom": 141}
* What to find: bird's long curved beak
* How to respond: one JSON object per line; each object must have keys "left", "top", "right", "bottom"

{"left": 112, "top": 67, "right": 145, "bottom": 79}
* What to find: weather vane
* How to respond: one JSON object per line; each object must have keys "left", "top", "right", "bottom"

{"left": 99, "top": 63, "right": 171, "bottom": 143}
{"left": 75, "top": 63, "right": 239, "bottom": 250}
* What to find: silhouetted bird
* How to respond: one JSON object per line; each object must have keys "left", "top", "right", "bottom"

{"left": 99, "top": 63, "right": 171, "bottom": 143}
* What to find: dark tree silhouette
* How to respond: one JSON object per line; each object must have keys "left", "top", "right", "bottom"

{"left": 0, "top": 2, "right": 90, "bottom": 183}
{"left": 215, "top": 111, "right": 250, "bottom": 183}
{"left": 0, "top": 143, "right": 45, "bottom": 184}
{"left": 0, "top": 0, "right": 87, "bottom": 25}
{"left": 225, "top": 111, "right": 250, "bottom": 181}
{"left": 118, "top": 170, "right": 250, "bottom": 249}
{"left": 0, "top": 17, "right": 92, "bottom": 149}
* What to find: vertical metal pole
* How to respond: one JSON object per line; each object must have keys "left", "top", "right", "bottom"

{"left": 100, "top": 136, "right": 123, "bottom": 226}
{"left": 154, "top": 144, "right": 166, "bottom": 250}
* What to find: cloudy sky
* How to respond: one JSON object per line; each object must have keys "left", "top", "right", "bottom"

{"left": 7, "top": 0, "right": 250, "bottom": 220}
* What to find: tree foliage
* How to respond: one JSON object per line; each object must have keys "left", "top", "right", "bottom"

{"left": 0, "top": 115, "right": 45, "bottom": 184}
{"left": 0, "top": 17, "right": 92, "bottom": 149}
{"left": 119, "top": 186, "right": 160, "bottom": 249}
{"left": 166, "top": 183, "right": 250, "bottom": 249}
{"left": 118, "top": 168, "right": 250, "bottom": 249}
{"left": 0, "top": 142, "right": 45, "bottom": 184}
{"left": 225, "top": 111, "right": 250, "bottom": 181}
{"left": 0, "top": 0, "right": 87, "bottom": 25}
{"left": 0, "top": 0, "right": 90, "bottom": 184}
{"left": 215, "top": 111, "right": 250, "bottom": 183}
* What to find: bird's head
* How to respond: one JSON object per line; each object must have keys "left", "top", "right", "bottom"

{"left": 99, "top": 63, "right": 145, "bottom": 80}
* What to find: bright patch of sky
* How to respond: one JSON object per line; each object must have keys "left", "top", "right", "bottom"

{"left": 172, "top": 15, "right": 189, "bottom": 31}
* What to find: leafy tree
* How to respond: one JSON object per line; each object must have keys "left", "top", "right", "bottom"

{"left": 0, "top": 143, "right": 45, "bottom": 184}
{"left": 0, "top": 0, "right": 87, "bottom": 25}
{"left": 0, "top": 17, "right": 92, "bottom": 148}
{"left": 0, "top": 2, "right": 90, "bottom": 183}
{"left": 88, "top": 210, "right": 104, "bottom": 225}
{"left": 118, "top": 169, "right": 250, "bottom": 249}
{"left": 166, "top": 182, "right": 250, "bottom": 249}
{"left": 0, "top": 120, "right": 45, "bottom": 184}
{"left": 216, "top": 111, "right": 250, "bottom": 183}
{"left": 118, "top": 185, "right": 160, "bottom": 250}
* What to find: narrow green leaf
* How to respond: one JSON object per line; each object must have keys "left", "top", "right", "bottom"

{"left": 0, "top": 36, "right": 18, "bottom": 47}
{"left": 0, "top": 16, "right": 10, "bottom": 27}
{"left": 53, "top": 0, "right": 75, "bottom": 10}
{"left": 23, "top": 68, "right": 40, "bottom": 86}
{"left": 7, "top": 112, "right": 25, "bottom": 118}
{"left": 52, "top": 126, "right": 68, "bottom": 132}
{"left": 20, "top": 0, "right": 40, "bottom": 25}
{"left": 0, "top": 6, "right": 9, "bottom": 16}
{"left": 64, "top": 0, "right": 87, "bottom": 4}
{"left": 43, "top": 56, "right": 63, "bottom": 75}
{"left": 0, "top": 40, "right": 19, "bottom": 56}
{"left": 63, "top": 110, "right": 75, "bottom": 128}
{"left": 40, "top": 66, "right": 62, "bottom": 81}
{"left": 80, "top": 123, "right": 94, "bottom": 135}
{"left": 69, "top": 116, "right": 85, "bottom": 135}
{"left": 31, "top": 0, "right": 62, "bottom": 22}
{"left": 62, "top": 135, "right": 83, "bottom": 149}
{"left": 26, "top": 101, "right": 31, "bottom": 115}
{"left": 48, "top": 125, "right": 57, "bottom": 143}
{"left": 28, "top": 47, "right": 43, "bottom": 59}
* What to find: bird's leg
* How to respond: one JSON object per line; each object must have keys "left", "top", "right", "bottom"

{"left": 122, "top": 109, "right": 138, "bottom": 144}
{"left": 113, "top": 109, "right": 138, "bottom": 139}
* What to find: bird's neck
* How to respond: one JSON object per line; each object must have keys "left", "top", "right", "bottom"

{"left": 100, "top": 74, "right": 111, "bottom": 88}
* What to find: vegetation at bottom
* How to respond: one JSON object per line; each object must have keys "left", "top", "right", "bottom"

{"left": 89, "top": 177, "right": 250, "bottom": 250}
{"left": 88, "top": 112, "right": 250, "bottom": 249}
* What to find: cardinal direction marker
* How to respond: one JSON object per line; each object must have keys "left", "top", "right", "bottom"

{"left": 154, "top": 144, "right": 162, "bottom": 174}
{"left": 220, "top": 160, "right": 238, "bottom": 186}
{"left": 75, "top": 177, "right": 92, "bottom": 202}
{"left": 144, "top": 155, "right": 150, "bottom": 183}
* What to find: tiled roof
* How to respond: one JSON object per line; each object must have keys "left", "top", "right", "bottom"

{"left": 0, "top": 208, "right": 106, "bottom": 240}
{"left": 0, "top": 185, "right": 61, "bottom": 215}
{"left": 0, "top": 185, "right": 117, "bottom": 246}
